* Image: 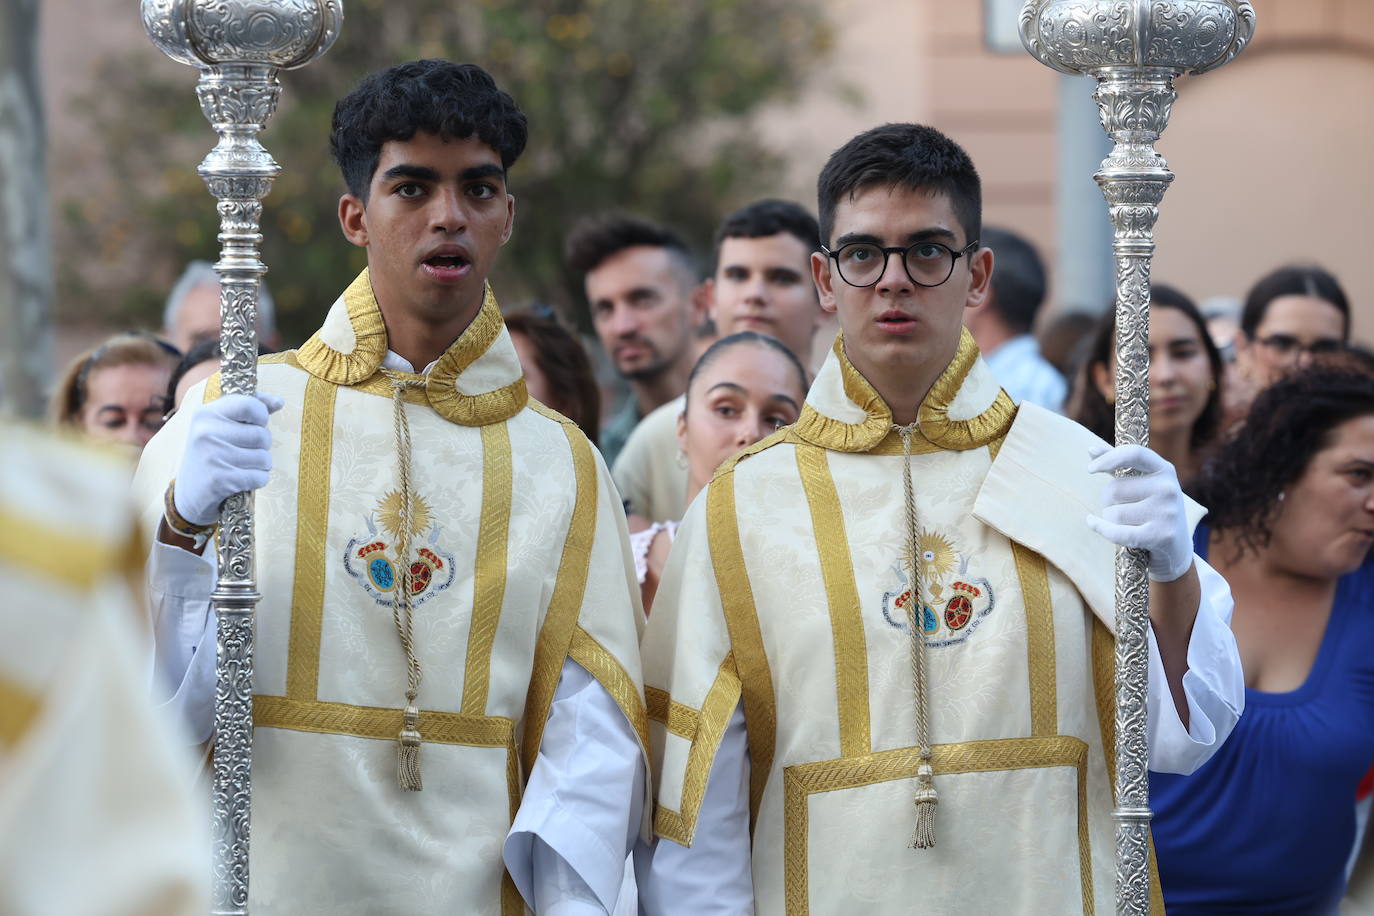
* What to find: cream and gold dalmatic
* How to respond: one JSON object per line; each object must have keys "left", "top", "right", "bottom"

{"left": 643, "top": 329, "right": 1169, "bottom": 915}
{"left": 136, "top": 271, "right": 647, "bottom": 916}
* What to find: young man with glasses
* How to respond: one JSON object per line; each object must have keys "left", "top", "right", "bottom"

{"left": 636, "top": 123, "right": 1244, "bottom": 913}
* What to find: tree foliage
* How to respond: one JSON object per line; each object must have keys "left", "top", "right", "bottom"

{"left": 61, "top": 0, "right": 832, "bottom": 345}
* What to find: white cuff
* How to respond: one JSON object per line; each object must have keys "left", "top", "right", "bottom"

{"left": 1146, "top": 555, "right": 1244, "bottom": 775}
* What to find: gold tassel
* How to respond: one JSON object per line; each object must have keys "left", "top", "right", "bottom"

{"left": 398, "top": 703, "right": 423, "bottom": 791}
{"left": 910, "top": 761, "right": 937, "bottom": 849}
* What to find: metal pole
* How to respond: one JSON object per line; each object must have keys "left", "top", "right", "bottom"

{"left": 139, "top": 3, "right": 341, "bottom": 912}
{"left": 1019, "top": 2, "right": 1254, "bottom": 914}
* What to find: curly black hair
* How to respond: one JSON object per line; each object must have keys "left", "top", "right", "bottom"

{"left": 1193, "top": 365, "right": 1374, "bottom": 557}
{"left": 330, "top": 60, "right": 528, "bottom": 201}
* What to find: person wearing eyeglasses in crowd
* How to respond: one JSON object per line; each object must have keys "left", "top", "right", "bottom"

{"left": 52, "top": 332, "right": 181, "bottom": 452}
{"left": 635, "top": 123, "right": 1243, "bottom": 914}
{"left": 1225, "top": 264, "right": 1350, "bottom": 430}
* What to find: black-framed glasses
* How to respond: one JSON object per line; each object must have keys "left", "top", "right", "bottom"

{"left": 820, "top": 238, "right": 979, "bottom": 289}
{"left": 1254, "top": 333, "right": 1344, "bottom": 358}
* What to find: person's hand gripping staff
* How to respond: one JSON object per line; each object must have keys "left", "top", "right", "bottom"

{"left": 162, "top": 393, "right": 284, "bottom": 551}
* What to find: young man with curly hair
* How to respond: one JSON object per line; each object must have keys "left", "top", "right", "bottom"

{"left": 136, "top": 60, "right": 647, "bottom": 915}
{"left": 637, "top": 123, "right": 1246, "bottom": 913}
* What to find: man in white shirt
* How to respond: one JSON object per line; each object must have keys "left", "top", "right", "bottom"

{"left": 965, "top": 225, "right": 1067, "bottom": 412}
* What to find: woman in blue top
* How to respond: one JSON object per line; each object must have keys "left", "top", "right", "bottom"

{"left": 1152, "top": 364, "right": 1374, "bottom": 915}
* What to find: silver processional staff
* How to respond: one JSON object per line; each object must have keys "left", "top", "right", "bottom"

{"left": 140, "top": 1, "right": 342, "bottom": 913}
{"left": 1018, "top": 2, "right": 1255, "bottom": 915}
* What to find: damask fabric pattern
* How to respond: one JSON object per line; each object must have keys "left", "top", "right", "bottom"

{"left": 134, "top": 271, "right": 649, "bottom": 915}
{"left": 639, "top": 329, "right": 1242, "bottom": 914}
{"left": 0, "top": 426, "right": 207, "bottom": 916}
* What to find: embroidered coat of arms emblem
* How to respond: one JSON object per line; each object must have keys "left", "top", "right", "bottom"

{"left": 344, "top": 489, "right": 457, "bottom": 608}
{"left": 880, "top": 528, "right": 996, "bottom": 648}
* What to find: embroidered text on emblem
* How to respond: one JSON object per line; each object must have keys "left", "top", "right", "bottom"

{"left": 344, "top": 490, "right": 457, "bottom": 608}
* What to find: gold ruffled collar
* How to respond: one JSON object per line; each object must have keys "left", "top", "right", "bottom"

{"left": 296, "top": 269, "right": 527, "bottom": 426}
{"left": 793, "top": 326, "right": 1015, "bottom": 454}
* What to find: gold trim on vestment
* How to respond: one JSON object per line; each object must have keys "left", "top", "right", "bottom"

{"left": 294, "top": 271, "right": 527, "bottom": 427}
{"left": 0, "top": 674, "right": 40, "bottom": 749}
{"left": 461, "top": 422, "right": 514, "bottom": 716}
{"left": 520, "top": 409, "right": 597, "bottom": 777}
{"left": 706, "top": 470, "right": 776, "bottom": 832}
{"left": 646, "top": 687, "right": 699, "bottom": 740}
{"left": 651, "top": 655, "right": 741, "bottom": 846}
{"left": 568, "top": 626, "right": 650, "bottom": 757}
{"left": 285, "top": 376, "right": 337, "bottom": 700}
{"left": 0, "top": 506, "right": 133, "bottom": 591}
{"left": 792, "top": 328, "right": 1015, "bottom": 455}
{"left": 254, "top": 694, "right": 526, "bottom": 916}
{"left": 1012, "top": 542, "right": 1058, "bottom": 737}
{"left": 795, "top": 444, "right": 871, "bottom": 758}
{"left": 1091, "top": 617, "right": 1166, "bottom": 915}
{"left": 782, "top": 735, "right": 1092, "bottom": 915}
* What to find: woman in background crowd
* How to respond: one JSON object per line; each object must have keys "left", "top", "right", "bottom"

{"left": 1227, "top": 263, "right": 1350, "bottom": 427}
{"left": 164, "top": 338, "right": 222, "bottom": 415}
{"left": 1071, "top": 284, "right": 1223, "bottom": 494}
{"left": 628, "top": 331, "right": 807, "bottom": 612}
{"left": 52, "top": 332, "right": 179, "bottom": 451}
{"left": 1150, "top": 365, "right": 1374, "bottom": 915}
{"left": 505, "top": 304, "right": 601, "bottom": 448}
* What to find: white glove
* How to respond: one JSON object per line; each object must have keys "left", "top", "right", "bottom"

{"left": 1086, "top": 442, "right": 1193, "bottom": 583}
{"left": 173, "top": 392, "right": 284, "bottom": 526}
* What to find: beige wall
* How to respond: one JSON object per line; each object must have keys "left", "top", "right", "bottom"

{"left": 757, "top": 0, "right": 1374, "bottom": 341}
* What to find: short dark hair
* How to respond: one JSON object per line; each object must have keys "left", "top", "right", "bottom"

{"left": 331, "top": 59, "right": 528, "bottom": 200}
{"left": 1070, "top": 284, "right": 1224, "bottom": 475}
{"left": 981, "top": 226, "right": 1046, "bottom": 334}
{"left": 563, "top": 214, "right": 696, "bottom": 281}
{"left": 503, "top": 305, "right": 601, "bottom": 447}
{"left": 713, "top": 199, "right": 820, "bottom": 268}
{"left": 1195, "top": 364, "right": 1374, "bottom": 560}
{"left": 684, "top": 330, "right": 809, "bottom": 411}
{"left": 1240, "top": 263, "right": 1350, "bottom": 341}
{"left": 816, "top": 123, "right": 981, "bottom": 249}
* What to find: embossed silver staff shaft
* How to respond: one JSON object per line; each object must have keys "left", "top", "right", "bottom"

{"left": 1020, "top": 3, "right": 1254, "bottom": 914}
{"left": 140, "top": 3, "right": 341, "bottom": 913}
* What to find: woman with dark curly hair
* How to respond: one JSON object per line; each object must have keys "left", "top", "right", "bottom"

{"left": 1071, "top": 284, "right": 1223, "bottom": 494}
{"left": 1149, "top": 365, "right": 1374, "bottom": 915}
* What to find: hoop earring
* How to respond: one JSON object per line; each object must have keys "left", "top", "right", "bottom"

{"left": 676, "top": 449, "right": 688, "bottom": 470}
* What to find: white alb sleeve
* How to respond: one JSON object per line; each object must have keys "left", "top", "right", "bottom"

{"left": 504, "top": 659, "right": 645, "bottom": 914}
{"left": 1145, "top": 555, "right": 1244, "bottom": 775}
{"left": 636, "top": 701, "right": 754, "bottom": 916}
{"left": 146, "top": 541, "right": 218, "bottom": 744}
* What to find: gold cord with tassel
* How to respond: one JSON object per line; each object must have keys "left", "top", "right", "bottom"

{"left": 385, "top": 371, "right": 427, "bottom": 791}
{"left": 896, "top": 422, "right": 937, "bottom": 847}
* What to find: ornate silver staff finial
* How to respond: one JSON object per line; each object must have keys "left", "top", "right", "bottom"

{"left": 1018, "top": 2, "right": 1253, "bottom": 914}
{"left": 140, "top": 2, "right": 341, "bottom": 913}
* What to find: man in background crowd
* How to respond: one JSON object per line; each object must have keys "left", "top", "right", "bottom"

{"left": 161, "top": 260, "right": 280, "bottom": 354}
{"left": 565, "top": 216, "right": 704, "bottom": 465}
{"left": 963, "top": 225, "right": 1065, "bottom": 412}
{"left": 614, "top": 199, "right": 824, "bottom": 522}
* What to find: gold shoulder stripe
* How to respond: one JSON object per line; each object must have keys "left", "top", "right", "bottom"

{"left": 706, "top": 470, "right": 775, "bottom": 831}
{"left": 460, "top": 421, "right": 514, "bottom": 716}
{"left": 653, "top": 655, "right": 741, "bottom": 847}
{"left": 285, "top": 375, "right": 337, "bottom": 701}
{"left": 521, "top": 420, "right": 598, "bottom": 776}
{"left": 569, "top": 626, "right": 649, "bottom": 755}
{"left": 709, "top": 425, "right": 796, "bottom": 485}
{"left": 795, "top": 444, "right": 871, "bottom": 757}
{"left": 1012, "top": 541, "right": 1057, "bottom": 737}
{"left": 0, "top": 674, "right": 41, "bottom": 749}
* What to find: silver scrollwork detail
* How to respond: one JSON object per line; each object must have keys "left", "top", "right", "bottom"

{"left": 141, "top": 2, "right": 341, "bottom": 913}
{"left": 1020, "top": 1, "right": 1253, "bottom": 913}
